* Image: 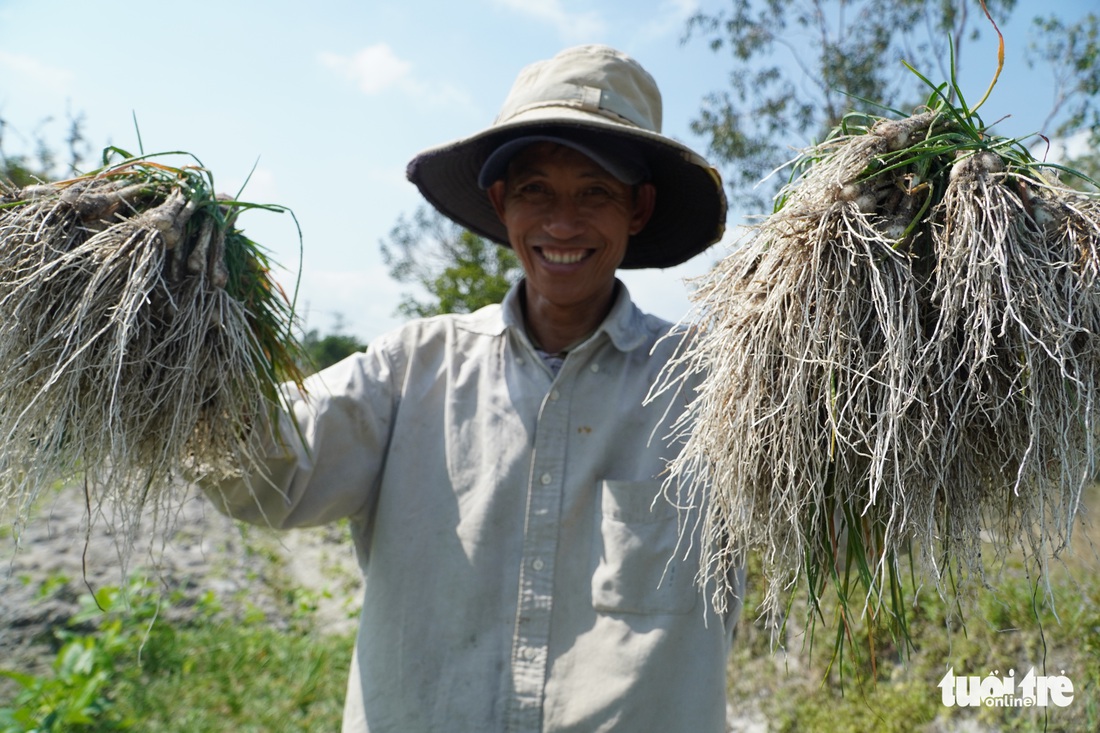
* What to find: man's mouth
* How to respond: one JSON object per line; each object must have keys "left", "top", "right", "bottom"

{"left": 538, "top": 247, "right": 591, "bottom": 265}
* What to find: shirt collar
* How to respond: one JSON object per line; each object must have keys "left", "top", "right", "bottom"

{"left": 500, "top": 278, "right": 650, "bottom": 354}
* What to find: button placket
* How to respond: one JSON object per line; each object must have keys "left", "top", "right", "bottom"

{"left": 506, "top": 378, "right": 572, "bottom": 731}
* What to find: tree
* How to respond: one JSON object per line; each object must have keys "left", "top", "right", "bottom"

{"left": 381, "top": 205, "right": 522, "bottom": 318}
{"left": 300, "top": 314, "right": 367, "bottom": 373}
{"left": 0, "top": 111, "right": 89, "bottom": 187}
{"left": 685, "top": 1, "right": 1099, "bottom": 210}
{"left": 1028, "top": 11, "right": 1100, "bottom": 190}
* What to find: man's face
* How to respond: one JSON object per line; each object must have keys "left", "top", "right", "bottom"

{"left": 487, "top": 143, "right": 655, "bottom": 313}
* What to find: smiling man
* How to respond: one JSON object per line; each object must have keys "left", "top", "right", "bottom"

{"left": 484, "top": 141, "right": 655, "bottom": 353}
{"left": 203, "top": 44, "right": 740, "bottom": 733}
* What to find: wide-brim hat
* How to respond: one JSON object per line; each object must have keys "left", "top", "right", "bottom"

{"left": 406, "top": 44, "right": 727, "bottom": 270}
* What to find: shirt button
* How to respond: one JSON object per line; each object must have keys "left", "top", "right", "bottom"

{"left": 549, "top": 389, "right": 560, "bottom": 401}
{"left": 516, "top": 357, "right": 525, "bottom": 365}
{"left": 590, "top": 363, "right": 600, "bottom": 373}
{"left": 532, "top": 558, "right": 545, "bottom": 571}
{"left": 540, "top": 473, "right": 552, "bottom": 485}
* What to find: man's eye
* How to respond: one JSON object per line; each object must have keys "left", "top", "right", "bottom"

{"left": 517, "top": 183, "right": 549, "bottom": 197}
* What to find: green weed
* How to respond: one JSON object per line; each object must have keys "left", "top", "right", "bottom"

{"left": 0, "top": 575, "right": 352, "bottom": 733}
{"left": 727, "top": 488, "right": 1100, "bottom": 733}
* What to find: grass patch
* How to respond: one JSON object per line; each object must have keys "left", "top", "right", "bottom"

{"left": 1, "top": 574, "right": 353, "bottom": 733}
{"left": 111, "top": 620, "right": 353, "bottom": 732}
{"left": 727, "top": 484, "right": 1100, "bottom": 732}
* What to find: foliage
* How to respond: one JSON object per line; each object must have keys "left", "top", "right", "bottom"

{"left": 0, "top": 580, "right": 157, "bottom": 732}
{"left": 726, "top": 487, "right": 1100, "bottom": 731}
{"left": 685, "top": 1, "right": 1098, "bottom": 211}
{"left": 0, "top": 111, "right": 89, "bottom": 187}
{"left": 0, "top": 577, "right": 352, "bottom": 733}
{"left": 300, "top": 314, "right": 367, "bottom": 373}
{"left": 109, "top": 614, "right": 351, "bottom": 731}
{"left": 1027, "top": 11, "right": 1100, "bottom": 191}
{"left": 381, "top": 205, "right": 522, "bottom": 318}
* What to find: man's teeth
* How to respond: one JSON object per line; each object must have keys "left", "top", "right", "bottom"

{"left": 542, "top": 249, "right": 586, "bottom": 264}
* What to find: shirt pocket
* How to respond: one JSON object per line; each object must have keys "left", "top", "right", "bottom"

{"left": 591, "top": 479, "right": 698, "bottom": 615}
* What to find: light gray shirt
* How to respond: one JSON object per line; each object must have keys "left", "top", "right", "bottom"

{"left": 204, "top": 280, "right": 741, "bottom": 732}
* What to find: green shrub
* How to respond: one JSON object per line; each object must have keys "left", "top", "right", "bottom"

{"left": 0, "top": 578, "right": 353, "bottom": 733}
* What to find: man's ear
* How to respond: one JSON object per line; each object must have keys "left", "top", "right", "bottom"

{"left": 487, "top": 180, "right": 507, "bottom": 223}
{"left": 629, "top": 182, "right": 656, "bottom": 235}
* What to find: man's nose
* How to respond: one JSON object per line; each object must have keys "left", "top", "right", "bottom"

{"left": 542, "top": 195, "right": 585, "bottom": 239}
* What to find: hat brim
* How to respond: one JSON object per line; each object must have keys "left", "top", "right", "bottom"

{"left": 406, "top": 107, "right": 727, "bottom": 270}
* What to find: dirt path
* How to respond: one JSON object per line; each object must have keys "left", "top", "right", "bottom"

{"left": 0, "top": 482, "right": 363, "bottom": 674}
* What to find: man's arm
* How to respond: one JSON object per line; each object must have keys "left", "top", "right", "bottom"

{"left": 197, "top": 343, "right": 397, "bottom": 530}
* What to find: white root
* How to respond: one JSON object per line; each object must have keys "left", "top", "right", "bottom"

{"left": 161, "top": 193, "right": 201, "bottom": 251}
{"left": 138, "top": 186, "right": 188, "bottom": 234}
{"left": 657, "top": 117, "right": 1100, "bottom": 632}
{"left": 12, "top": 183, "right": 59, "bottom": 200}
{"left": 0, "top": 174, "right": 293, "bottom": 568}
{"left": 187, "top": 214, "right": 216, "bottom": 275}
{"left": 871, "top": 111, "right": 940, "bottom": 151}
{"left": 209, "top": 229, "right": 230, "bottom": 288}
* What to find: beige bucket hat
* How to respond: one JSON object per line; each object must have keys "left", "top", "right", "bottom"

{"left": 406, "top": 44, "right": 727, "bottom": 269}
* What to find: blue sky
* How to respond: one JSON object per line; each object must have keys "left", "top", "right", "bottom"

{"left": 0, "top": 0, "right": 1089, "bottom": 341}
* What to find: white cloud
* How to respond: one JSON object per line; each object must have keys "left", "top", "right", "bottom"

{"left": 0, "top": 51, "right": 74, "bottom": 92}
{"left": 405, "top": 79, "right": 478, "bottom": 114}
{"left": 299, "top": 267, "right": 407, "bottom": 340}
{"left": 635, "top": 0, "right": 700, "bottom": 43}
{"left": 364, "top": 162, "right": 415, "bottom": 190}
{"left": 493, "top": 0, "right": 605, "bottom": 41}
{"left": 1058, "top": 129, "right": 1091, "bottom": 161}
{"left": 318, "top": 43, "right": 412, "bottom": 95}
{"left": 224, "top": 166, "right": 279, "bottom": 203}
{"left": 318, "top": 44, "right": 477, "bottom": 112}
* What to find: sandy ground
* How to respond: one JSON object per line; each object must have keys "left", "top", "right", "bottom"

{"left": 0, "top": 482, "right": 363, "bottom": 676}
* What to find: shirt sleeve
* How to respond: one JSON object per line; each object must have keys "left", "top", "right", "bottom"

{"left": 200, "top": 338, "right": 399, "bottom": 530}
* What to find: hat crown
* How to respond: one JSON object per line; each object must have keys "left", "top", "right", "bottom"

{"left": 495, "top": 45, "right": 662, "bottom": 133}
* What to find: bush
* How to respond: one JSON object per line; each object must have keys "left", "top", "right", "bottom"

{"left": 0, "top": 578, "right": 353, "bottom": 733}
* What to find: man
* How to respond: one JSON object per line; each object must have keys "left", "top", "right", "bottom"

{"left": 204, "top": 44, "right": 741, "bottom": 732}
